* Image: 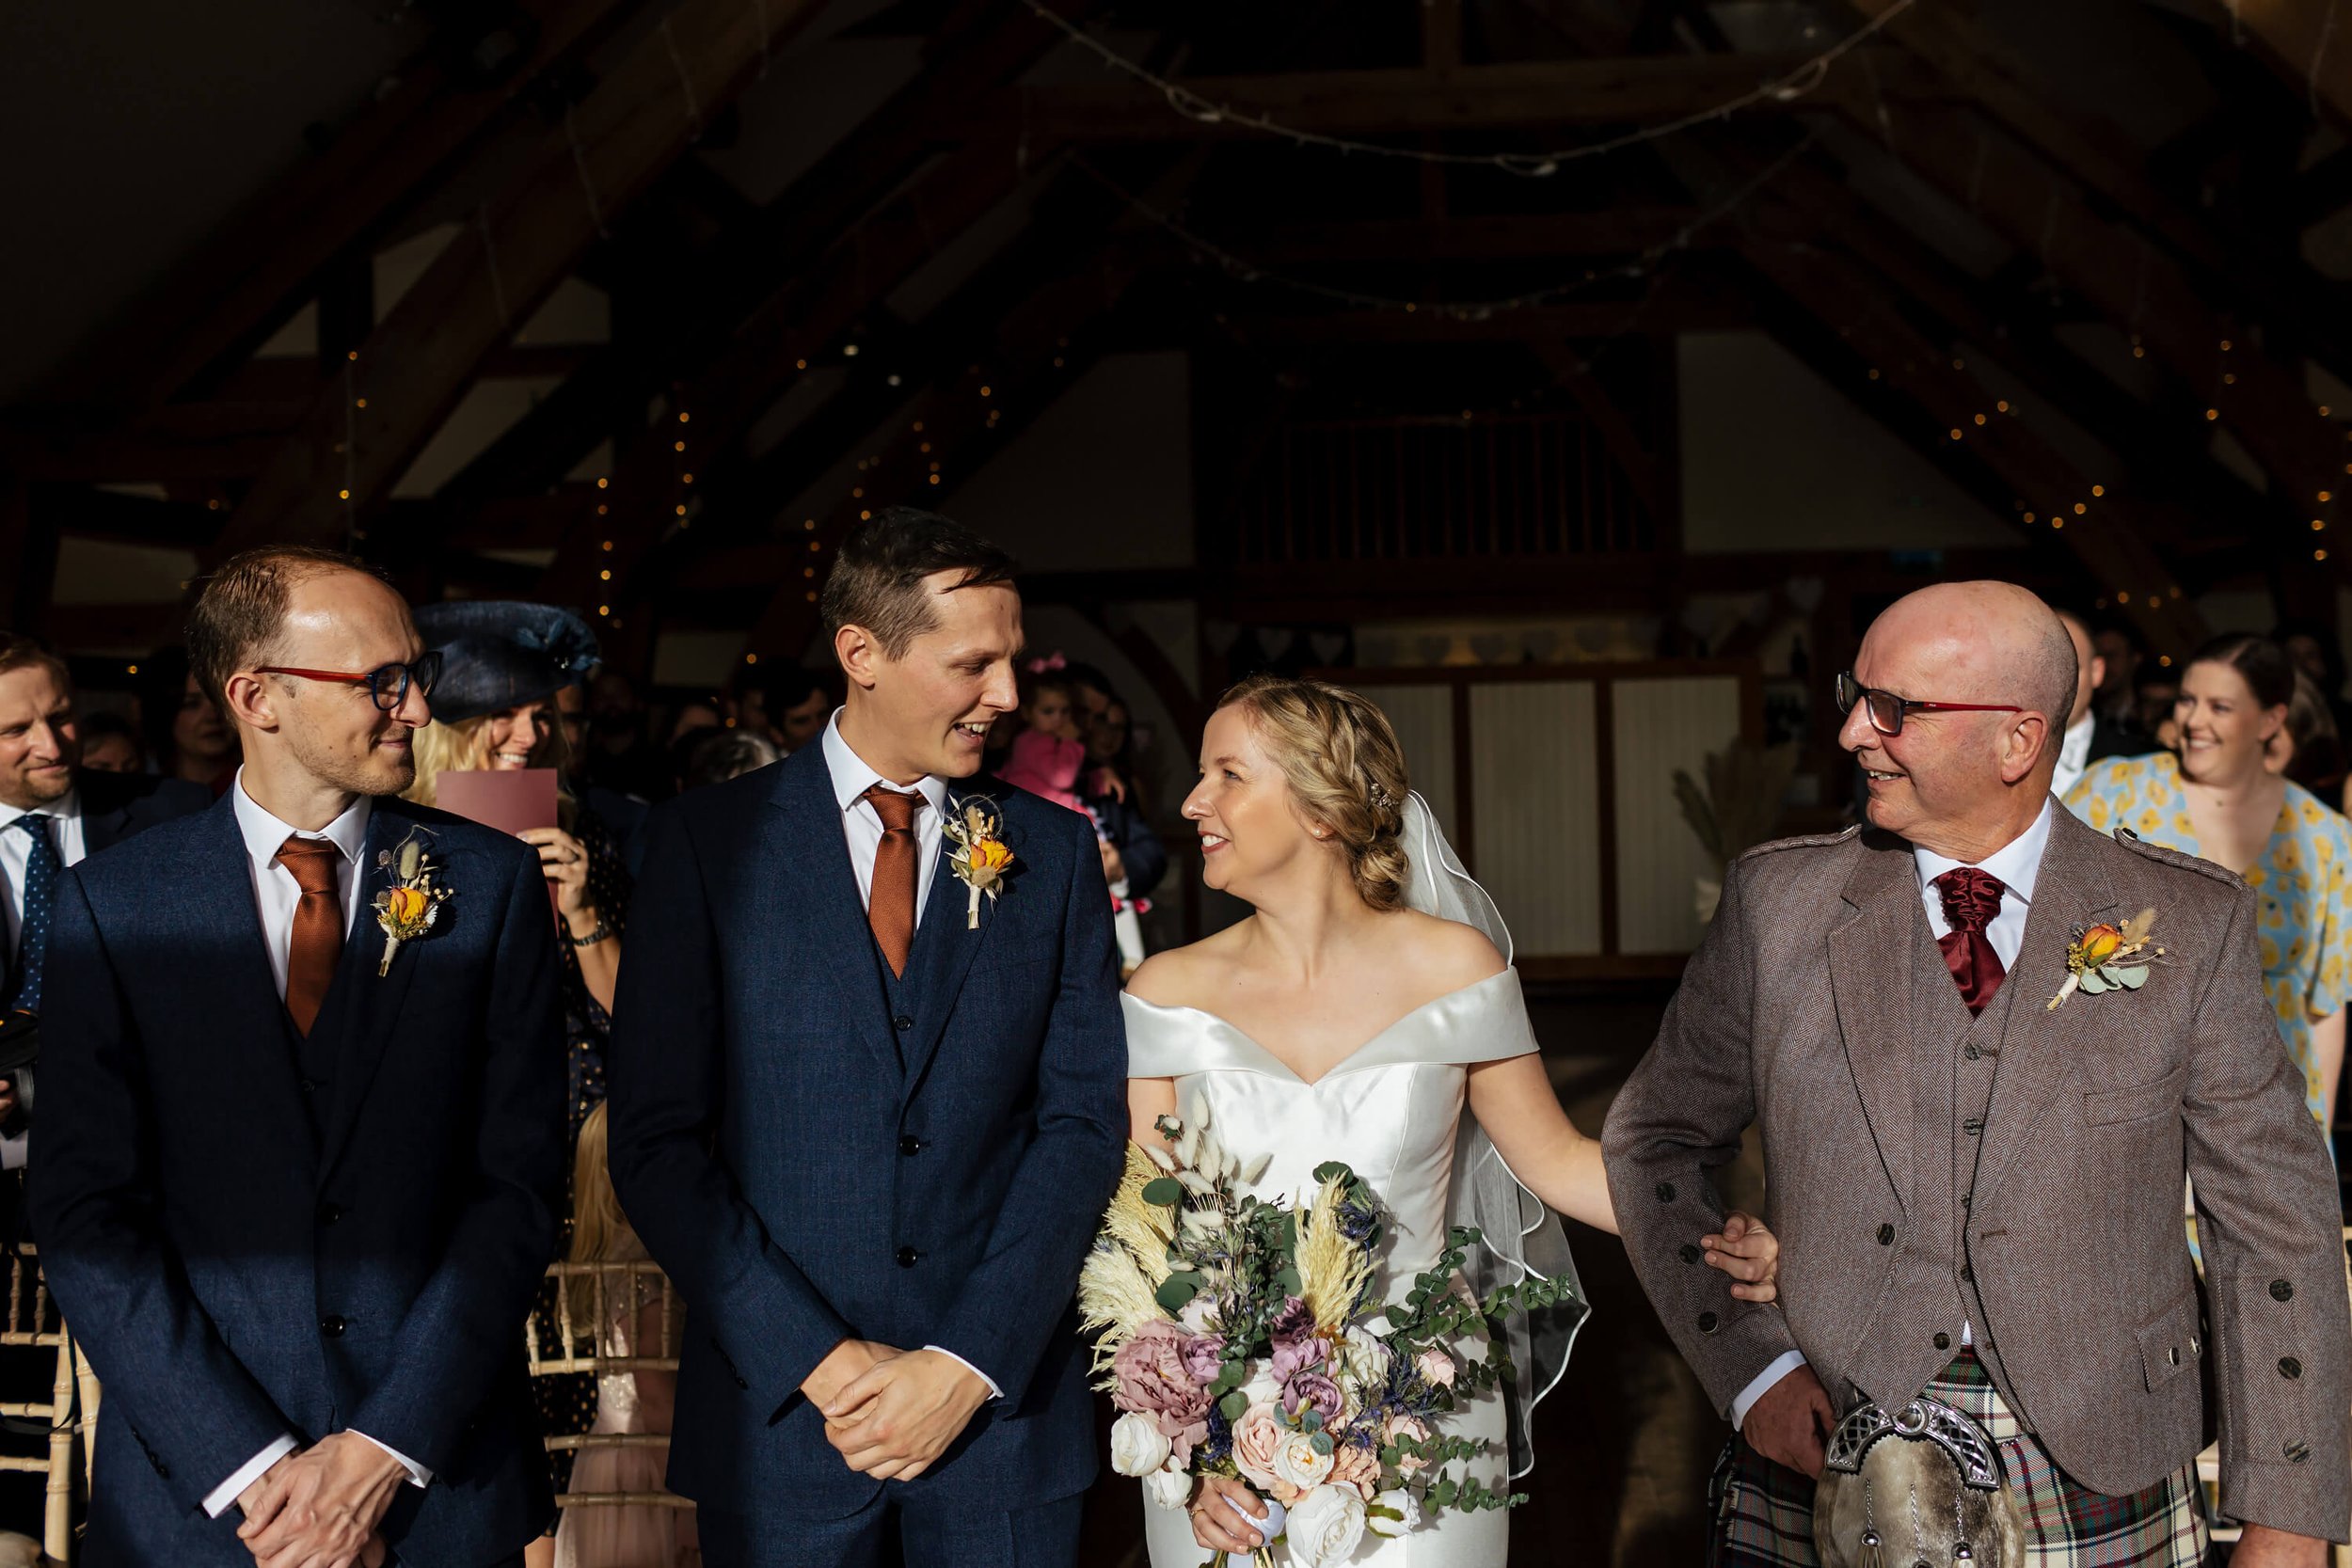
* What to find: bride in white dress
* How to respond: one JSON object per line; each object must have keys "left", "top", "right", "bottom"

{"left": 1124, "top": 675, "right": 1779, "bottom": 1565}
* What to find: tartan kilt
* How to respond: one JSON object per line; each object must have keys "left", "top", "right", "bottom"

{"left": 1708, "top": 1352, "right": 2208, "bottom": 1568}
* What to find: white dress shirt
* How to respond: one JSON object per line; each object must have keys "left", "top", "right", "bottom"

{"left": 818, "top": 713, "right": 1004, "bottom": 1401}
{"left": 2051, "top": 713, "right": 2097, "bottom": 804}
{"left": 1729, "top": 800, "right": 2056, "bottom": 1430}
{"left": 821, "top": 711, "right": 948, "bottom": 925}
{"left": 0, "top": 794, "right": 84, "bottom": 1170}
{"left": 205, "top": 772, "right": 431, "bottom": 1517}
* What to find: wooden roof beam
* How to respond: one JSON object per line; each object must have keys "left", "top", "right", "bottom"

{"left": 1828, "top": 100, "right": 2350, "bottom": 594}
{"left": 40, "top": 0, "right": 650, "bottom": 415}
{"left": 971, "top": 50, "right": 1947, "bottom": 144}
{"left": 1729, "top": 208, "right": 2207, "bottom": 654}
{"left": 210, "top": 0, "right": 818, "bottom": 564}
{"left": 2217, "top": 1, "right": 2352, "bottom": 131}
{"left": 530, "top": 135, "right": 1042, "bottom": 633}
{"left": 434, "top": 0, "right": 1110, "bottom": 510}
{"left": 739, "top": 256, "right": 1150, "bottom": 661}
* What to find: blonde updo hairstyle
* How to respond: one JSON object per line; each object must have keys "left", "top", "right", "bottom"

{"left": 1216, "top": 673, "right": 1412, "bottom": 911}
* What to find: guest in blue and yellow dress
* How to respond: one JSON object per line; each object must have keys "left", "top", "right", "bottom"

{"left": 2067, "top": 633, "right": 2351, "bottom": 1132}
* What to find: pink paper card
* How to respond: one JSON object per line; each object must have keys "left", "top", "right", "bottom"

{"left": 435, "top": 768, "right": 560, "bottom": 835}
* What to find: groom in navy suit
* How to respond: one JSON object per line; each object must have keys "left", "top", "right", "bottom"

{"left": 32, "top": 546, "right": 565, "bottom": 1567}
{"left": 609, "top": 509, "right": 1127, "bottom": 1567}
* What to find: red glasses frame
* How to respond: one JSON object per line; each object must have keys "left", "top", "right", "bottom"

{"left": 255, "top": 651, "right": 441, "bottom": 713}
{"left": 1836, "top": 670, "right": 2021, "bottom": 736}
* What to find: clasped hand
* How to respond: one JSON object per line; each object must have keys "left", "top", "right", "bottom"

{"left": 236, "top": 1432, "right": 405, "bottom": 1568}
{"left": 810, "top": 1340, "right": 990, "bottom": 1482}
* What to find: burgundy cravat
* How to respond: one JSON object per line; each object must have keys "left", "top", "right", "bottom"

{"left": 1934, "top": 867, "right": 2007, "bottom": 1015}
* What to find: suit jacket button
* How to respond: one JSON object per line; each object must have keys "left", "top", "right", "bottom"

{"left": 2270, "top": 1278, "right": 2295, "bottom": 1302}
{"left": 1963, "top": 1043, "right": 1980, "bottom": 1061}
{"left": 895, "top": 1015, "right": 914, "bottom": 1032}
{"left": 1655, "top": 1182, "right": 1676, "bottom": 1203}
{"left": 899, "top": 1135, "right": 923, "bottom": 1156}
{"left": 321, "top": 1314, "right": 347, "bottom": 1338}
{"left": 1696, "top": 1312, "right": 1718, "bottom": 1334}
{"left": 2285, "top": 1439, "right": 2312, "bottom": 1464}
{"left": 300, "top": 1078, "right": 319, "bottom": 1094}
{"left": 896, "top": 1246, "right": 920, "bottom": 1268}
{"left": 1877, "top": 1223, "right": 1895, "bottom": 1245}
{"left": 1678, "top": 1244, "right": 1701, "bottom": 1265}
{"left": 1933, "top": 1332, "right": 1950, "bottom": 1351}
{"left": 319, "top": 1203, "right": 343, "bottom": 1227}
{"left": 2280, "top": 1356, "right": 2303, "bottom": 1380}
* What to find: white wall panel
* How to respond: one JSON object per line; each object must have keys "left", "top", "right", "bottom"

{"left": 1371, "top": 684, "right": 1459, "bottom": 841}
{"left": 1469, "top": 683, "right": 1601, "bottom": 957}
{"left": 1613, "top": 676, "right": 1742, "bottom": 954}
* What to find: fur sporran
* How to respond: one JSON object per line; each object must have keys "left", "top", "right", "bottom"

{"left": 1813, "top": 1396, "right": 2026, "bottom": 1568}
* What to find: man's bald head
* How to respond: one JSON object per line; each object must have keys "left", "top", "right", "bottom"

{"left": 1846, "top": 581, "right": 2074, "bottom": 860}
{"left": 1870, "top": 582, "right": 2076, "bottom": 728}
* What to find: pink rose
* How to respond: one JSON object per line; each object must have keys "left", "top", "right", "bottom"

{"left": 1231, "top": 1402, "right": 1285, "bottom": 1493}
{"left": 1415, "top": 1348, "right": 1457, "bottom": 1389}
{"left": 1331, "top": 1442, "right": 1382, "bottom": 1500}
{"left": 1180, "top": 1333, "right": 1226, "bottom": 1386}
{"left": 1383, "top": 1414, "right": 1431, "bottom": 1476}
{"left": 1112, "top": 1323, "right": 1212, "bottom": 1433}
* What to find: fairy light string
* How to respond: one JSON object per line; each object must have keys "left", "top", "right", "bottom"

{"left": 1015, "top": 0, "right": 1915, "bottom": 175}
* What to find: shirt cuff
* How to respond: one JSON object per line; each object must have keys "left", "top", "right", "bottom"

{"left": 922, "top": 1346, "right": 1002, "bottom": 1401}
{"left": 1729, "top": 1350, "right": 1809, "bottom": 1432}
{"left": 349, "top": 1430, "right": 433, "bottom": 1490}
{"left": 203, "top": 1434, "right": 298, "bottom": 1518}
{"left": 1, "top": 1131, "right": 25, "bottom": 1172}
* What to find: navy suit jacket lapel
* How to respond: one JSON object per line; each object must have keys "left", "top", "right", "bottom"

{"left": 899, "top": 829, "right": 994, "bottom": 1094}
{"left": 186, "top": 796, "right": 315, "bottom": 1143}
{"left": 767, "top": 747, "right": 903, "bottom": 1081}
{"left": 317, "top": 805, "right": 423, "bottom": 1179}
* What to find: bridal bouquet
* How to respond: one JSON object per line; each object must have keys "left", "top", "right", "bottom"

{"left": 1080, "top": 1102, "right": 1577, "bottom": 1567}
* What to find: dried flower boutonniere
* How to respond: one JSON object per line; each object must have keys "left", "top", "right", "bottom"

{"left": 943, "top": 795, "right": 1014, "bottom": 929}
{"left": 373, "top": 828, "right": 452, "bottom": 976}
{"left": 2046, "top": 906, "right": 2165, "bottom": 1011}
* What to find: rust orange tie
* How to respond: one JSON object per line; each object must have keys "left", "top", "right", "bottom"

{"left": 865, "top": 784, "right": 920, "bottom": 978}
{"left": 275, "top": 836, "right": 344, "bottom": 1036}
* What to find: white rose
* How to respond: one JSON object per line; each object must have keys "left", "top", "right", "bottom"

{"left": 1240, "top": 1367, "right": 1283, "bottom": 1408}
{"left": 1110, "top": 1412, "right": 1173, "bottom": 1479}
{"left": 1272, "top": 1431, "right": 1338, "bottom": 1493}
{"left": 1334, "top": 1324, "right": 1394, "bottom": 1393}
{"left": 1141, "top": 1458, "right": 1193, "bottom": 1512}
{"left": 1367, "top": 1486, "right": 1423, "bottom": 1538}
{"left": 1286, "top": 1481, "right": 1368, "bottom": 1568}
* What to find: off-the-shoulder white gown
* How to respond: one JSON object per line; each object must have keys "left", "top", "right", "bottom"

{"left": 1123, "top": 966, "right": 1554, "bottom": 1568}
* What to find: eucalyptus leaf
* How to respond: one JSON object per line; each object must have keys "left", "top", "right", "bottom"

{"left": 1218, "top": 1389, "right": 1249, "bottom": 1422}
{"left": 2111, "top": 965, "right": 2150, "bottom": 990}
{"left": 1140, "top": 1177, "right": 1184, "bottom": 1208}
{"left": 2078, "top": 971, "right": 2111, "bottom": 994}
{"left": 1155, "top": 1274, "right": 1202, "bottom": 1313}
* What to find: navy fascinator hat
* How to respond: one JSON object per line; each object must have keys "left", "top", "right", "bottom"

{"left": 410, "top": 600, "right": 599, "bottom": 724}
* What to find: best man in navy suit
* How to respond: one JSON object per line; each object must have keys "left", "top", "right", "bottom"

{"left": 31, "top": 546, "right": 566, "bottom": 1568}
{"left": 609, "top": 510, "right": 1128, "bottom": 1567}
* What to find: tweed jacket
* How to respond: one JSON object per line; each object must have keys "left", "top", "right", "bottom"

{"left": 1602, "top": 803, "right": 2351, "bottom": 1542}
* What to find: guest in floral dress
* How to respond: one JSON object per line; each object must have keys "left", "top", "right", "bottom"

{"left": 2067, "top": 633, "right": 2352, "bottom": 1132}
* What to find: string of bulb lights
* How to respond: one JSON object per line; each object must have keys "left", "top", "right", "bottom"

{"left": 1013, "top": 0, "right": 1915, "bottom": 174}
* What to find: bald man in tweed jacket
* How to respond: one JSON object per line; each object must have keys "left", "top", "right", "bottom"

{"left": 1605, "top": 583, "right": 2349, "bottom": 1567}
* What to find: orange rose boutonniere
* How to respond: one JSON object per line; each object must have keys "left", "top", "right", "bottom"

{"left": 373, "top": 829, "right": 453, "bottom": 976}
{"left": 943, "top": 796, "right": 1014, "bottom": 929}
{"left": 2046, "top": 906, "right": 2163, "bottom": 1011}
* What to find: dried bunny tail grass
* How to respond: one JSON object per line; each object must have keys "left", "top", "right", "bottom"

{"left": 1079, "top": 1245, "right": 1168, "bottom": 1378}
{"left": 1100, "top": 1141, "right": 1180, "bottom": 1267}
{"left": 1296, "top": 1173, "right": 1375, "bottom": 1334}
